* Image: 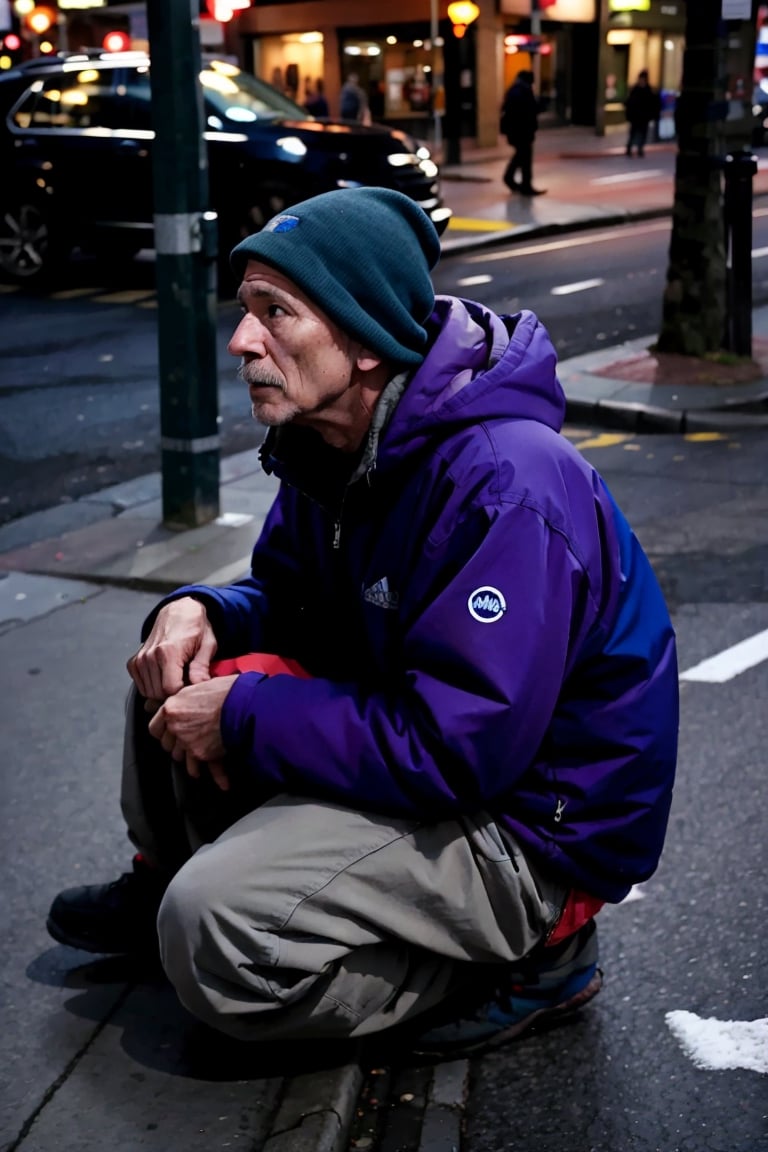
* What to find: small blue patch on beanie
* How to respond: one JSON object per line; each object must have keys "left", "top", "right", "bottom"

{"left": 265, "top": 215, "right": 300, "bottom": 233}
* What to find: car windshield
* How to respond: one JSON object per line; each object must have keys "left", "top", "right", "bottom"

{"left": 200, "top": 60, "right": 308, "bottom": 123}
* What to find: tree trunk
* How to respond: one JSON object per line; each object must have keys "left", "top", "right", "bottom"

{"left": 657, "top": 0, "right": 759, "bottom": 356}
{"left": 656, "top": 0, "right": 727, "bottom": 356}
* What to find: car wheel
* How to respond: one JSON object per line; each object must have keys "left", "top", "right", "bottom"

{"left": 0, "top": 198, "right": 58, "bottom": 285}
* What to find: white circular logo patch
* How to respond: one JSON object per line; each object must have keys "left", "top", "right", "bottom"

{"left": 468, "top": 586, "right": 507, "bottom": 623}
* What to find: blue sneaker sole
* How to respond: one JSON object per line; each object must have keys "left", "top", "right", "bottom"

{"left": 413, "top": 966, "right": 603, "bottom": 1059}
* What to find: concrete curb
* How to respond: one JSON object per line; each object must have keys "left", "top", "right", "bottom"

{"left": 566, "top": 397, "right": 768, "bottom": 432}
{"left": 441, "top": 206, "right": 671, "bottom": 254}
{"left": 440, "top": 186, "right": 768, "bottom": 255}
{"left": 263, "top": 1062, "right": 364, "bottom": 1152}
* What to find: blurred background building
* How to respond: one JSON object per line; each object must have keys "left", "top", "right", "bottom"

{"left": 2, "top": 0, "right": 758, "bottom": 151}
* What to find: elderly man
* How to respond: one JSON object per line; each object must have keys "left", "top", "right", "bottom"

{"left": 47, "top": 188, "right": 678, "bottom": 1057}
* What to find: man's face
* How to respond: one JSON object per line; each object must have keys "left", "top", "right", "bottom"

{"left": 229, "top": 260, "right": 363, "bottom": 435}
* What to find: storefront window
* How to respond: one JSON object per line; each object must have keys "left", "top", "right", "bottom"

{"left": 252, "top": 31, "right": 325, "bottom": 106}
{"left": 341, "top": 33, "right": 444, "bottom": 123}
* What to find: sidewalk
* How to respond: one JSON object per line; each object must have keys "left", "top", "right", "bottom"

{"left": 2, "top": 123, "right": 768, "bottom": 1152}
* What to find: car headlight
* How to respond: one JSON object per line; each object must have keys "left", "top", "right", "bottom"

{"left": 419, "top": 159, "right": 439, "bottom": 179}
{"left": 387, "top": 153, "right": 416, "bottom": 167}
{"left": 276, "top": 136, "right": 307, "bottom": 157}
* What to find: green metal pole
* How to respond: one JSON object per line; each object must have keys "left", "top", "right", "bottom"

{"left": 147, "top": 0, "right": 220, "bottom": 529}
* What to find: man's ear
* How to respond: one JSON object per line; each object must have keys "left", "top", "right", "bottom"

{"left": 356, "top": 347, "right": 385, "bottom": 373}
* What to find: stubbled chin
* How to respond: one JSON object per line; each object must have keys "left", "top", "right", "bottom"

{"left": 251, "top": 400, "right": 300, "bottom": 427}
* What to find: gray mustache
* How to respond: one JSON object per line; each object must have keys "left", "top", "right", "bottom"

{"left": 237, "top": 362, "right": 286, "bottom": 392}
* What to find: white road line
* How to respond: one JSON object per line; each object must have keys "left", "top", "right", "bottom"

{"left": 456, "top": 274, "right": 493, "bottom": 286}
{"left": 467, "top": 220, "right": 670, "bottom": 263}
{"left": 591, "top": 169, "right": 665, "bottom": 185}
{"left": 752, "top": 245, "right": 768, "bottom": 258}
{"left": 679, "top": 627, "right": 768, "bottom": 683}
{"left": 551, "top": 278, "right": 604, "bottom": 296}
{"left": 619, "top": 886, "right": 645, "bottom": 904}
{"left": 666, "top": 1011, "right": 768, "bottom": 1074}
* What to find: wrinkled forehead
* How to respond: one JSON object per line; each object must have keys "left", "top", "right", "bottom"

{"left": 237, "top": 259, "right": 306, "bottom": 304}
{"left": 236, "top": 258, "right": 349, "bottom": 339}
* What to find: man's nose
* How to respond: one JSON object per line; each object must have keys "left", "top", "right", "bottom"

{"left": 228, "top": 314, "right": 267, "bottom": 358}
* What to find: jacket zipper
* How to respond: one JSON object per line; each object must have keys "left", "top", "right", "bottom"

{"left": 332, "top": 467, "right": 372, "bottom": 550}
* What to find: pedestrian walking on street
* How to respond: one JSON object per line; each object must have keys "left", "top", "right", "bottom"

{"left": 625, "top": 70, "right": 661, "bottom": 157}
{"left": 500, "top": 69, "right": 546, "bottom": 196}
{"left": 47, "top": 187, "right": 678, "bottom": 1059}
{"left": 339, "top": 72, "right": 369, "bottom": 123}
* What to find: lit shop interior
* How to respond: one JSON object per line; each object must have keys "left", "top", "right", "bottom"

{"left": 249, "top": 27, "right": 446, "bottom": 131}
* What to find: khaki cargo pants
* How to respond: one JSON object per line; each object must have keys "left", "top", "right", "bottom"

{"left": 121, "top": 687, "right": 567, "bottom": 1041}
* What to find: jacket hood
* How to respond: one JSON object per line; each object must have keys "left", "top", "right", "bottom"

{"left": 377, "top": 296, "right": 566, "bottom": 470}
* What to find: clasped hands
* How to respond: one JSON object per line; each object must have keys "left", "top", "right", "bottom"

{"left": 126, "top": 597, "right": 237, "bottom": 792}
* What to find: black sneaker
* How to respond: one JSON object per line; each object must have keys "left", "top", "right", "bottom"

{"left": 46, "top": 853, "right": 169, "bottom": 955}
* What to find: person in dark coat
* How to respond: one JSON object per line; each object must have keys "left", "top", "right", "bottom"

{"left": 339, "top": 72, "right": 368, "bottom": 122}
{"left": 303, "top": 78, "right": 329, "bottom": 118}
{"left": 625, "top": 70, "right": 661, "bottom": 157}
{"left": 500, "top": 70, "right": 545, "bottom": 197}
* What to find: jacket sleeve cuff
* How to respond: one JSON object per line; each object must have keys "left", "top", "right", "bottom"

{"left": 220, "top": 670, "right": 268, "bottom": 755}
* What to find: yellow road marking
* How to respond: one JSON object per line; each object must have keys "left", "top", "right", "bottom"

{"left": 684, "top": 432, "right": 727, "bottom": 442}
{"left": 447, "top": 216, "right": 514, "bottom": 232}
{"left": 91, "top": 290, "right": 157, "bottom": 304}
{"left": 48, "top": 288, "right": 99, "bottom": 299}
{"left": 574, "top": 433, "right": 633, "bottom": 450}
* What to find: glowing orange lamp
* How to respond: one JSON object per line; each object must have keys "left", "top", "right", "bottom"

{"left": 446, "top": 0, "right": 480, "bottom": 38}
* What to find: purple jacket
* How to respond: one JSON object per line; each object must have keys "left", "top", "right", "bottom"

{"left": 162, "top": 298, "right": 678, "bottom": 902}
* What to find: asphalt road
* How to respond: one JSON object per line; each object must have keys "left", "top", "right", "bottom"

{"left": 433, "top": 207, "right": 768, "bottom": 361}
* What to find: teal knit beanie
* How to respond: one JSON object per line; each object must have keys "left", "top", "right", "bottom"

{"left": 230, "top": 188, "right": 441, "bottom": 366}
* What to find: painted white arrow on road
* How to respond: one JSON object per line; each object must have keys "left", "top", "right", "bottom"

{"left": 666, "top": 1011, "right": 768, "bottom": 1074}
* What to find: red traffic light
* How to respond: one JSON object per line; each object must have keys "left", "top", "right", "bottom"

{"left": 206, "top": 0, "right": 249, "bottom": 20}
{"left": 4, "top": 33, "right": 22, "bottom": 51}
{"left": 102, "top": 30, "right": 131, "bottom": 52}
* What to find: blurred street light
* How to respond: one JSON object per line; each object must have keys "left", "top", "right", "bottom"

{"left": 446, "top": 0, "right": 479, "bottom": 38}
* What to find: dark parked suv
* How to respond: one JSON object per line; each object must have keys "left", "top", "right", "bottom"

{"left": 0, "top": 50, "right": 449, "bottom": 285}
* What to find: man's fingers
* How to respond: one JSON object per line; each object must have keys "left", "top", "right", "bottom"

{"left": 208, "top": 759, "right": 231, "bottom": 792}
{"left": 147, "top": 709, "right": 165, "bottom": 741}
{"left": 186, "top": 754, "right": 202, "bottom": 779}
